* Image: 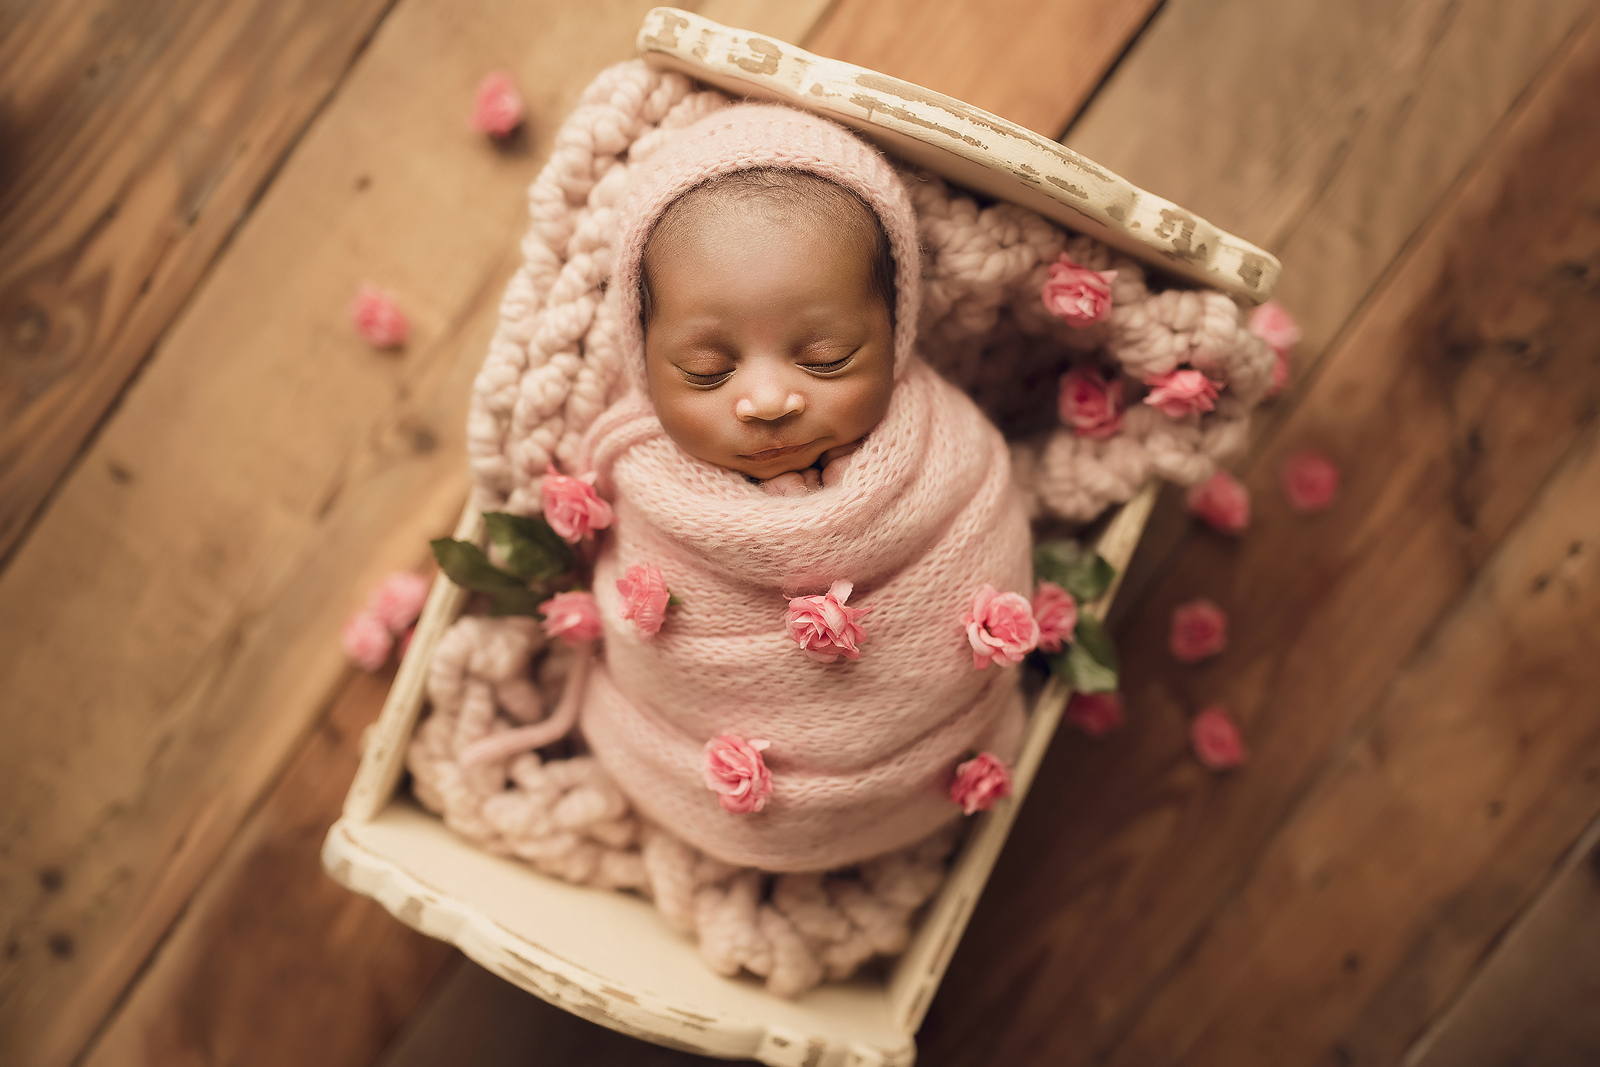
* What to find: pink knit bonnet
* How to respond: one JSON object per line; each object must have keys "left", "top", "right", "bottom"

{"left": 611, "top": 104, "right": 923, "bottom": 390}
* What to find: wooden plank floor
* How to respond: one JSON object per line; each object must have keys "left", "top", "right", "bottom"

{"left": 1, "top": 0, "right": 1597, "bottom": 1064}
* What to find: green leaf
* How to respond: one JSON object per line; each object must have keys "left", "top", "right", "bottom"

{"left": 482, "top": 512, "right": 576, "bottom": 581}
{"left": 1033, "top": 540, "right": 1116, "bottom": 603}
{"left": 430, "top": 538, "right": 546, "bottom": 617}
{"left": 1049, "top": 613, "right": 1120, "bottom": 693}
{"left": 666, "top": 593, "right": 683, "bottom": 607}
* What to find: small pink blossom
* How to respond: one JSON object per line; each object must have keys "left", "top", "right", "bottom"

{"left": 1249, "top": 301, "right": 1302, "bottom": 356}
{"left": 950, "top": 752, "right": 1012, "bottom": 815}
{"left": 963, "top": 585, "right": 1041, "bottom": 670}
{"left": 703, "top": 734, "right": 773, "bottom": 814}
{"left": 1185, "top": 471, "right": 1251, "bottom": 535}
{"left": 540, "top": 590, "right": 602, "bottom": 645}
{"left": 469, "top": 71, "right": 525, "bottom": 137}
{"left": 542, "top": 464, "right": 614, "bottom": 542}
{"left": 1143, "top": 368, "right": 1220, "bottom": 418}
{"left": 367, "top": 571, "right": 430, "bottom": 633}
{"left": 1031, "top": 581, "right": 1078, "bottom": 654}
{"left": 1058, "top": 366, "right": 1125, "bottom": 439}
{"left": 786, "top": 579, "right": 872, "bottom": 663}
{"left": 349, "top": 284, "right": 408, "bottom": 348}
{"left": 1282, "top": 450, "right": 1340, "bottom": 512}
{"left": 1268, "top": 350, "right": 1292, "bottom": 398}
{"left": 1191, "top": 706, "right": 1248, "bottom": 770}
{"left": 1041, "top": 254, "right": 1117, "bottom": 327}
{"left": 617, "top": 563, "right": 671, "bottom": 639}
{"left": 1065, "top": 692, "right": 1124, "bottom": 737}
{"left": 341, "top": 610, "right": 393, "bottom": 671}
{"left": 1170, "top": 598, "right": 1227, "bottom": 664}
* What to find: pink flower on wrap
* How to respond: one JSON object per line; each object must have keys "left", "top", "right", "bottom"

{"left": 617, "top": 563, "right": 671, "bottom": 638}
{"left": 368, "top": 571, "right": 430, "bottom": 633}
{"left": 469, "top": 71, "right": 525, "bottom": 137}
{"left": 703, "top": 734, "right": 773, "bottom": 814}
{"left": 786, "top": 579, "right": 872, "bottom": 662}
{"left": 1031, "top": 581, "right": 1078, "bottom": 654}
{"left": 341, "top": 610, "right": 393, "bottom": 672}
{"left": 349, "top": 284, "right": 408, "bottom": 348}
{"left": 963, "top": 585, "right": 1040, "bottom": 670}
{"left": 540, "top": 590, "right": 601, "bottom": 645}
{"left": 1191, "top": 706, "right": 1248, "bottom": 770}
{"left": 1282, "top": 450, "right": 1340, "bottom": 512}
{"left": 1057, "top": 367, "right": 1125, "bottom": 439}
{"left": 1041, "top": 254, "right": 1116, "bottom": 327}
{"left": 1185, "top": 471, "right": 1251, "bottom": 535}
{"left": 1249, "top": 301, "right": 1302, "bottom": 356}
{"left": 1065, "top": 692, "right": 1124, "bottom": 737}
{"left": 1144, "top": 368, "right": 1220, "bottom": 418}
{"left": 542, "top": 465, "right": 614, "bottom": 543}
{"left": 1170, "top": 598, "right": 1228, "bottom": 664}
{"left": 950, "top": 752, "right": 1012, "bottom": 815}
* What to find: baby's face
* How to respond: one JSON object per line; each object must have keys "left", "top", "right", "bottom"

{"left": 643, "top": 201, "right": 894, "bottom": 480}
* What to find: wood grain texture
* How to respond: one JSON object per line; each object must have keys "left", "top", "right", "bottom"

{"left": 0, "top": 0, "right": 396, "bottom": 562}
{"left": 803, "top": 0, "right": 1162, "bottom": 136}
{"left": 920, "top": 9, "right": 1600, "bottom": 1065}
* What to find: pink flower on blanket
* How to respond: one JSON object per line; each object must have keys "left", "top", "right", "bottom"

{"left": 540, "top": 590, "right": 602, "bottom": 645}
{"left": 950, "top": 752, "right": 1012, "bottom": 815}
{"left": 703, "top": 734, "right": 773, "bottom": 814}
{"left": 786, "top": 579, "right": 872, "bottom": 662}
{"left": 1057, "top": 366, "right": 1125, "bottom": 439}
{"left": 964, "top": 585, "right": 1041, "bottom": 670}
{"left": 1282, "top": 450, "right": 1340, "bottom": 512}
{"left": 1185, "top": 470, "right": 1251, "bottom": 535}
{"left": 469, "top": 70, "right": 525, "bottom": 137}
{"left": 1170, "top": 598, "right": 1228, "bottom": 664}
{"left": 341, "top": 610, "right": 393, "bottom": 672}
{"left": 348, "top": 283, "right": 408, "bottom": 348}
{"left": 1250, "top": 301, "right": 1300, "bottom": 399}
{"left": 617, "top": 563, "right": 671, "bottom": 638}
{"left": 1041, "top": 254, "right": 1116, "bottom": 327}
{"left": 1144, "top": 368, "right": 1220, "bottom": 418}
{"left": 368, "top": 571, "right": 430, "bottom": 633}
{"left": 1191, "top": 706, "right": 1248, "bottom": 770}
{"left": 1031, "top": 581, "right": 1078, "bottom": 654}
{"left": 1065, "top": 692, "right": 1124, "bottom": 737}
{"left": 542, "top": 464, "right": 614, "bottom": 542}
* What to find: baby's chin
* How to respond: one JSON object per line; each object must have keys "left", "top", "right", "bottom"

{"left": 723, "top": 446, "right": 829, "bottom": 480}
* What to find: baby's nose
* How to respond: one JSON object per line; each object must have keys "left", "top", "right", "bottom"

{"left": 735, "top": 379, "right": 806, "bottom": 422}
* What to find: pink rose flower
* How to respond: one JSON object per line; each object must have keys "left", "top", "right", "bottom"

{"left": 1170, "top": 598, "right": 1227, "bottom": 664}
{"left": 348, "top": 284, "right": 408, "bottom": 348}
{"left": 367, "top": 571, "right": 430, "bottom": 633}
{"left": 1065, "top": 692, "right": 1123, "bottom": 737}
{"left": 949, "top": 752, "right": 1013, "bottom": 815}
{"left": 963, "top": 585, "right": 1041, "bottom": 670}
{"left": 469, "top": 70, "right": 525, "bottom": 137}
{"left": 1031, "top": 581, "right": 1078, "bottom": 654}
{"left": 786, "top": 579, "right": 872, "bottom": 662}
{"left": 539, "top": 590, "right": 602, "bottom": 645}
{"left": 341, "top": 610, "right": 393, "bottom": 672}
{"left": 616, "top": 563, "right": 671, "bottom": 638}
{"left": 1282, "top": 450, "right": 1340, "bottom": 512}
{"left": 1268, "top": 350, "right": 1292, "bottom": 398}
{"left": 1191, "top": 706, "right": 1248, "bottom": 770}
{"left": 703, "top": 734, "right": 773, "bottom": 814}
{"left": 1057, "top": 366, "right": 1125, "bottom": 439}
{"left": 1185, "top": 471, "right": 1251, "bottom": 535}
{"left": 541, "top": 464, "right": 614, "bottom": 543}
{"left": 1143, "top": 368, "right": 1220, "bottom": 418}
{"left": 1041, "top": 254, "right": 1117, "bottom": 327}
{"left": 1248, "top": 301, "right": 1302, "bottom": 356}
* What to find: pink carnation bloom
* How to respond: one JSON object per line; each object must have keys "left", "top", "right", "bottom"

{"left": 540, "top": 590, "right": 602, "bottom": 645}
{"left": 1065, "top": 692, "right": 1124, "bottom": 737}
{"left": 1185, "top": 470, "right": 1251, "bottom": 535}
{"left": 1170, "top": 598, "right": 1227, "bottom": 664}
{"left": 703, "top": 734, "right": 773, "bottom": 814}
{"left": 617, "top": 563, "right": 671, "bottom": 639}
{"left": 1031, "top": 581, "right": 1078, "bottom": 654}
{"left": 1191, "top": 706, "right": 1248, "bottom": 770}
{"left": 950, "top": 752, "right": 1012, "bottom": 815}
{"left": 349, "top": 284, "right": 408, "bottom": 348}
{"left": 1041, "top": 254, "right": 1117, "bottom": 328}
{"left": 1268, "top": 350, "right": 1292, "bottom": 399}
{"left": 1282, "top": 450, "right": 1340, "bottom": 512}
{"left": 1144, "top": 368, "right": 1220, "bottom": 418}
{"left": 963, "top": 585, "right": 1040, "bottom": 670}
{"left": 368, "top": 571, "right": 430, "bottom": 633}
{"left": 541, "top": 464, "right": 614, "bottom": 542}
{"left": 469, "top": 71, "right": 525, "bottom": 137}
{"left": 1057, "top": 366, "right": 1125, "bottom": 439}
{"left": 1249, "top": 301, "right": 1302, "bottom": 355}
{"left": 786, "top": 579, "right": 872, "bottom": 663}
{"left": 341, "top": 610, "right": 393, "bottom": 672}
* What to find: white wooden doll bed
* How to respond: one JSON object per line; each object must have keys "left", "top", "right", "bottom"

{"left": 322, "top": 9, "right": 1280, "bottom": 1066}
